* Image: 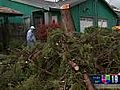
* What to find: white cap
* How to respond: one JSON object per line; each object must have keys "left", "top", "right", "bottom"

{"left": 30, "top": 26, "right": 35, "bottom": 29}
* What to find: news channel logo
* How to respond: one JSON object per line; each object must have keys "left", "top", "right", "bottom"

{"left": 101, "top": 75, "right": 110, "bottom": 84}
{"left": 91, "top": 74, "right": 120, "bottom": 84}
{"left": 102, "top": 75, "right": 119, "bottom": 84}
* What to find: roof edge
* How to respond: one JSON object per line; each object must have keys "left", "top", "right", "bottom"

{"left": 11, "top": 0, "right": 42, "bottom": 9}
{"left": 70, "top": 0, "right": 87, "bottom": 7}
{"left": 102, "top": 0, "right": 118, "bottom": 17}
{"left": 0, "top": 6, "right": 23, "bottom": 16}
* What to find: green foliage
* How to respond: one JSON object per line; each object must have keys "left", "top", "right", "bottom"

{"left": 70, "top": 83, "right": 85, "bottom": 90}
{"left": 0, "top": 27, "right": 120, "bottom": 90}
{"left": 9, "top": 38, "right": 25, "bottom": 49}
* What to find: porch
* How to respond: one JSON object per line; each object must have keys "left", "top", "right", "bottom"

{"left": 32, "top": 8, "right": 62, "bottom": 41}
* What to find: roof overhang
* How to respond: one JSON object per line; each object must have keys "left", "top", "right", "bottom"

{"left": 49, "top": 7, "right": 60, "bottom": 11}
{"left": 0, "top": 6, "right": 23, "bottom": 16}
{"left": 115, "top": 11, "right": 120, "bottom": 18}
{"left": 70, "top": 0, "right": 87, "bottom": 7}
{"left": 11, "top": 0, "right": 51, "bottom": 9}
{"left": 101, "top": 0, "right": 118, "bottom": 18}
{"left": 11, "top": 0, "right": 87, "bottom": 10}
{"left": 59, "top": 0, "right": 87, "bottom": 9}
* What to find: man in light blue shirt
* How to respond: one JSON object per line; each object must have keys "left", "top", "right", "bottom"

{"left": 26, "top": 26, "right": 36, "bottom": 49}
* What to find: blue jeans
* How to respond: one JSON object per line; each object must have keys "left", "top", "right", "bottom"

{"left": 27, "top": 41, "right": 35, "bottom": 49}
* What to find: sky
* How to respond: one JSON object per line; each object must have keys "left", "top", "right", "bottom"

{"left": 105, "top": 0, "right": 120, "bottom": 8}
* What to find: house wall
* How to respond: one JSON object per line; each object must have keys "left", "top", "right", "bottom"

{"left": 70, "top": 5, "right": 80, "bottom": 32}
{"left": 0, "top": 0, "right": 3, "bottom": 5}
{"left": 33, "top": 10, "right": 61, "bottom": 26}
{"left": 0, "top": 0, "right": 62, "bottom": 27}
{"left": 0, "top": 0, "right": 40, "bottom": 24}
{"left": 97, "top": 0, "right": 117, "bottom": 28}
{"left": 70, "top": 0, "right": 117, "bottom": 32}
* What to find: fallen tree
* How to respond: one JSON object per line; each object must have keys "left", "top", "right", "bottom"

{"left": 0, "top": 27, "right": 120, "bottom": 90}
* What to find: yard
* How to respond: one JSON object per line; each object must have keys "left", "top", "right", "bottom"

{"left": 0, "top": 27, "right": 120, "bottom": 90}
{"left": 0, "top": 0, "right": 120, "bottom": 89}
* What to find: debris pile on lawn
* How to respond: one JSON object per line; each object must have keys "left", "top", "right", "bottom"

{"left": 0, "top": 27, "right": 120, "bottom": 90}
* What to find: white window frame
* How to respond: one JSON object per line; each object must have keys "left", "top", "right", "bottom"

{"left": 80, "top": 17, "right": 93, "bottom": 32}
{"left": 51, "top": 15, "right": 58, "bottom": 23}
{"left": 98, "top": 19, "right": 108, "bottom": 28}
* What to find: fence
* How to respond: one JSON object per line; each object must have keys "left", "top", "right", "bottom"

{"left": 0, "top": 23, "right": 26, "bottom": 52}
{"left": 8, "top": 23, "right": 26, "bottom": 40}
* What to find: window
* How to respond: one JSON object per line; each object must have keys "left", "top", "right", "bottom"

{"left": 44, "top": 12, "right": 49, "bottom": 25}
{"left": 98, "top": 19, "right": 108, "bottom": 28}
{"left": 80, "top": 18, "right": 93, "bottom": 32}
{"left": 51, "top": 16, "right": 58, "bottom": 23}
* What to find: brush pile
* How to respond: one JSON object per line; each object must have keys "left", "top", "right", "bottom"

{"left": 0, "top": 27, "right": 120, "bottom": 90}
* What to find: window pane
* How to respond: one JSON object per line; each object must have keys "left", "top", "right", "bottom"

{"left": 98, "top": 19, "right": 107, "bottom": 27}
{"left": 52, "top": 16, "right": 58, "bottom": 23}
{"left": 80, "top": 18, "right": 93, "bottom": 32}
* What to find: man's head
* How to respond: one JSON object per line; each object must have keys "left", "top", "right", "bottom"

{"left": 30, "top": 26, "right": 35, "bottom": 30}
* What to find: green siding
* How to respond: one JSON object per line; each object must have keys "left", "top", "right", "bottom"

{"left": 0, "top": 0, "right": 40, "bottom": 23}
{"left": 97, "top": 0, "right": 117, "bottom": 28}
{"left": 71, "top": 5, "right": 80, "bottom": 32}
{"left": 0, "top": 1, "right": 3, "bottom": 5}
{"left": 0, "top": 0, "right": 117, "bottom": 31}
{"left": 71, "top": 0, "right": 117, "bottom": 32}
{"left": 79, "top": 1, "right": 95, "bottom": 17}
{"left": 1, "top": 0, "right": 39, "bottom": 16}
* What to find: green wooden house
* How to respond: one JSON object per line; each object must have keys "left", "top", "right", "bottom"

{"left": 0, "top": 0, "right": 42, "bottom": 30}
{"left": 0, "top": 0, "right": 118, "bottom": 32}
{"left": 70, "top": 0, "right": 118, "bottom": 32}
